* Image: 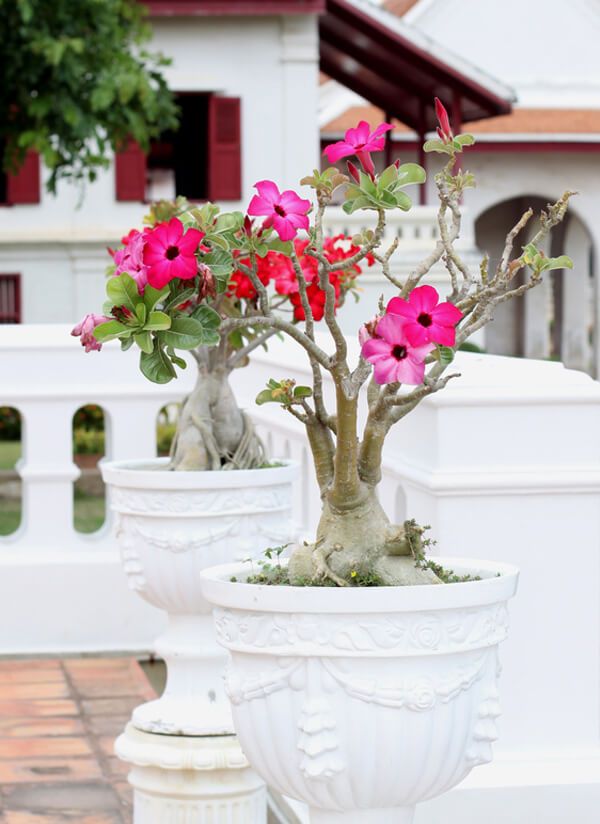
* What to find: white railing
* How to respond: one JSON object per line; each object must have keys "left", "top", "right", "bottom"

{"left": 2, "top": 325, "right": 600, "bottom": 819}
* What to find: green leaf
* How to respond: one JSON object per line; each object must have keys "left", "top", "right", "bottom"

{"left": 423, "top": 139, "right": 452, "bottom": 154}
{"left": 293, "top": 385, "right": 313, "bottom": 399}
{"left": 120, "top": 336, "right": 134, "bottom": 352}
{"left": 163, "top": 287, "right": 197, "bottom": 313}
{"left": 167, "top": 348, "right": 188, "bottom": 370}
{"left": 437, "top": 345, "right": 455, "bottom": 366}
{"left": 159, "top": 315, "right": 219, "bottom": 350}
{"left": 544, "top": 255, "right": 574, "bottom": 271}
{"left": 393, "top": 191, "right": 413, "bottom": 211}
{"left": 395, "top": 163, "right": 427, "bottom": 188}
{"left": 135, "top": 303, "right": 147, "bottom": 325}
{"left": 267, "top": 238, "right": 293, "bottom": 256}
{"left": 143, "top": 285, "right": 169, "bottom": 313}
{"left": 106, "top": 274, "right": 142, "bottom": 313}
{"left": 455, "top": 133, "right": 475, "bottom": 147}
{"left": 256, "top": 389, "right": 276, "bottom": 405}
{"left": 93, "top": 320, "right": 130, "bottom": 342}
{"left": 378, "top": 164, "right": 398, "bottom": 190}
{"left": 144, "top": 311, "right": 171, "bottom": 331}
{"left": 140, "top": 341, "right": 177, "bottom": 384}
{"left": 191, "top": 304, "right": 221, "bottom": 331}
{"left": 134, "top": 331, "right": 153, "bottom": 354}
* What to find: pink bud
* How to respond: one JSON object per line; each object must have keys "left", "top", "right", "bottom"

{"left": 347, "top": 160, "right": 360, "bottom": 183}
{"left": 243, "top": 215, "right": 253, "bottom": 237}
{"left": 394, "top": 159, "right": 401, "bottom": 169}
{"left": 356, "top": 150, "right": 375, "bottom": 177}
{"left": 434, "top": 97, "right": 452, "bottom": 142}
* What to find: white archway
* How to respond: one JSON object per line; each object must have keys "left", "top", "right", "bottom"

{"left": 474, "top": 196, "right": 595, "bottom": 374}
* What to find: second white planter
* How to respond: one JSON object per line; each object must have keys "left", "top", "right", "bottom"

{"left": 101, "top": 458, "right": 298, "bottom": 736}
{"left": 200, "top": 557, "right": 519, "bottom": 823}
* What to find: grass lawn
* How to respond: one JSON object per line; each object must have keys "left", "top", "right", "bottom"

{"left": 0, "top": 441, "right": 21, "bottom": 469}
{"left": 0, "top": 499, "right": 21, "bottom": 536}
{"left": 0, "top": 490, "right": 106, "bottom": 536}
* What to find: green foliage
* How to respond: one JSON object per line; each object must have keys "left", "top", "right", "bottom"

{"left": 256, "top": 378, "right": 313, "bottom": 406}
{"left": 300, "top": 166, "right": 348, "bottom": 197}
{"left": 157, "top": 421, "right": 176, "bottom": 455}
{"left": 73, "top": 427, "right": 104, "bottom": 455}
{"left": 0, "top": 406, "right": 21, "bottom": 441}
{"left": 1, "top": 0, "right": 177, "bottom": 190}
{"left": 343, "top": 164, "right": 425, "bottom": 214}
{"left": 521, "top": 243, "right": 573, "bottom": 275}
{"left": 423, "top": 133, "right": 475, "bottom": 155}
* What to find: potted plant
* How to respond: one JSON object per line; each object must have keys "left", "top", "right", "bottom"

{"left": 199, "top": 103, "right": 573, "bottom": 819}
{"left": 72, "top": 199, "right": 372, "bottom": 735}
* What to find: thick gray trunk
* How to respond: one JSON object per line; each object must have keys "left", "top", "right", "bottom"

{"left": 288, "top": 486, "right": 441, "bottom": 586}
{"left": 169, "top": 352, "right": 266, "bottom": 471}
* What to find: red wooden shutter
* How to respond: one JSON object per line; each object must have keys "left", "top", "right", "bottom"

{"left": 0, "top": 275, "right": 21, "bottom": 323}
{"left": 208, "top": 96, "right": 241, "bottom": 201}
{"left": 7, "top": 152, "right": 40, "bottom": 204}
{"left": 115, "top": 140, "right": 147, "bottom": 202}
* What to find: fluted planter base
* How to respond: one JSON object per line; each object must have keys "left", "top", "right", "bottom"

{"left": 116, "top": 724, "right": 266, "bottom": 823}
{"left": 200, "top": 557, "right": 519, "bottom": 821}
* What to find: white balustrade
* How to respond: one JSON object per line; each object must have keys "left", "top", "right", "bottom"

{"left": 2, "top": 324, "right": 600, "bottom": 820}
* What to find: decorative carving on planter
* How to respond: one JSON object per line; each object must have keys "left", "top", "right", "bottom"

{"left": 214, "top": 603, "right": 510, "bottom": 656}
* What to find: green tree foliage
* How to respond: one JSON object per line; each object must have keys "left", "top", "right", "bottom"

{"left": 1, "top": 0, "right": 178, "bottom": 190}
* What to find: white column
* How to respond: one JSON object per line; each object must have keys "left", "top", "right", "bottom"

{"left": 280, "top": 15, "right": 319, "bottom": 190}
{"left": 383, "top": 351, "right": 600, "bottom": 822}
{"left": 18, "top": 399, "right": 79, "bottom": 548}
{"left": 561, "top": 218, "right": 592, "bottom": 372}
{"left": 70, "top": 243, "right": 112, "bottom": 322}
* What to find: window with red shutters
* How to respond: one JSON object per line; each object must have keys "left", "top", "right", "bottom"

{"left": 0, "top": 275, "right": 21, "bottom": 323}
{"left": 0, "top": 150, "right": 41, "bottom": 206}
{"left": 115, "top": 94, "right": 242, "bottom": 203}
{"left": 115, "top": 139, "right": 147, "bottom": 202}
{"left": 208, "top": 96, "right": 242, "bottom": 201}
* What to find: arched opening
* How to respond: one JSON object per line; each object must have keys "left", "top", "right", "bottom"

{"left": 157, "top": 404, "right": 178, "bottom": 458}
{"left": 0, "top": 406, "right": 22, "bottom": 536}
{"left": 475, "top": 197, "right": 594, "bottom": 373}
{"left": 72, "top": 405, "right": 106, "bottom": 534}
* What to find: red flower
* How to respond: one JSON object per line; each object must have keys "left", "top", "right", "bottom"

{"left": 290, "top": 276, "right": 341, "bottom": 322}
{"left": 143, "top": 218, "right": 204, "bottom": 289}
{"left": 228, "top": 253, "right": 274, "bottom": 300}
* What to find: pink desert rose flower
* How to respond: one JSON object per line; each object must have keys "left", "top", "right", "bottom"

{"left": 323, "top": 120, "right": 393, "bottom": 175}
{"left": 112, "top": 229, "right": 149, "bottom": 293}
{"left": 142, "top": 218, "right": 204, "bottom": 289}
{"left": 247, "top": 180, "right": 310, "bottom": 242}
{"left": 71, "top": 313, "right": 110, "bottom": 353}
{"left": 387, "top": 285, "right": 463, "bottom": 347}
{"left": 362, "top": 313, "right": 434, "bottom": 385}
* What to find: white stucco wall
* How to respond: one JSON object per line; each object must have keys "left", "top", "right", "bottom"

{"left": 0, "top": 14, "right": 319, "bottom": 324}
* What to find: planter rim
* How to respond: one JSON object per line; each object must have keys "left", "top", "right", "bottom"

{"left": 199, "top": 557, "right": 519, "bottom": 613}
{"left": 100, "top": 457, "right": 299, "bottom": 489}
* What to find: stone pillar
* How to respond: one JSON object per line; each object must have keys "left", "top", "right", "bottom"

{"left": 561, "top": 217, "right": 592, "bottom": 372}
{"left": 523, "top": 234, "right": 552, "bottom": 359}
{"left": 382, "top": 351, "right": 600, "bottom": 822}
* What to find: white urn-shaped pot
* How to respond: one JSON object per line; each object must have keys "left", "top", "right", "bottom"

{"left": 101, "top": 458, "right": 298, "bottom": 737}
{"left": 200, "top": 558, "right": 518, "bottom": 823}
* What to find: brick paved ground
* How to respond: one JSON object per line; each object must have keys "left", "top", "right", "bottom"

{"left": 0, "top": 658, "right": 157, "bottom": 823}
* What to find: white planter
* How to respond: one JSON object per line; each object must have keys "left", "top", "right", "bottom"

{"left": 200, "top": 558, "right": 518, "bottom": 823}
{"left": 101, "top": 458, "right": 298, "bottom": 736}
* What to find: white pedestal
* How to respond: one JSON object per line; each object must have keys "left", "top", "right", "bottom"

{"left": 115, "top": 724, "right": 266, "bottom": 823}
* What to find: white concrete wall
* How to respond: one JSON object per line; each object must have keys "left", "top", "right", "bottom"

{"left": 0, "top": 14, "right": 319, "bottom": 324}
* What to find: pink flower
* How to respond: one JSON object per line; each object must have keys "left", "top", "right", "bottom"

{"left": 323, "top": 120, "right": 393, "bottom": 175}
{"left": 361, "top": 313, "right": 433, "bottom": 385}
{"left": 247, "top": 181, "right": 310, "bottom": 242}
{"left": 112, "top": 229, "right": 149, "bottom": 293}
{"left": 435, "top": 97, "right": 453, "bottom": 143}
{"left": 387, "top": 285, "right": 462, "bottom": 347}
{"left": 71, "top": 313, "right": 110, "bottom": 353}
{"left": 142, "top": 218, "right": 204, "bottom": 289}
{"left": 358, "top": 316, "right": 380, "bottom": 346}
